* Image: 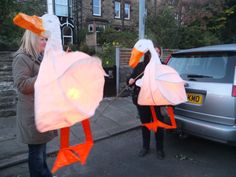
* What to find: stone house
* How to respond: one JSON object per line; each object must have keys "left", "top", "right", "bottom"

{"left": 45, "top": 0, "right": 161, "bottom": 46}
{"left": 45, "top": 0, "right": 141, "bottom": 46}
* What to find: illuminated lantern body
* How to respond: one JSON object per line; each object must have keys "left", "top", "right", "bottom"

{"left": 138, "top": 61, "right": 187, "bottom": 106}
{"left": 35, "top": 51, "right": 105, "bottom": 132}
{"left": 130, "top": 39, "right": 187, "bottom": 106}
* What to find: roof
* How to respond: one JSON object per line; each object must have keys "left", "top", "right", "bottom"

{"left": 174, "top": 44, "right": 236, "bottom": 54}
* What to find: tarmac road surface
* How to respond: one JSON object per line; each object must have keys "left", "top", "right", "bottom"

{"left": 1, "top": 128, "right": 236, "bottom": 177}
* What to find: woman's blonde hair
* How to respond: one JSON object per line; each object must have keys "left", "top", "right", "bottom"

{"left": 17, "top": 30, "right": 40, "bottom": 59}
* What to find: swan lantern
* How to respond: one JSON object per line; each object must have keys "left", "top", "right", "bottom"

{"left": 13, "top": 13, "right": 106, "bottom": 173}
{"left": 129, "top": 39, "right": 187, "bottom": 106}
{"left": 129, "top": 39, "right": 187, "bottom": 131}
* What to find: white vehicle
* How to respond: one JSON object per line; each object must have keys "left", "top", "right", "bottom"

{"left": 167, "top": 44, "right": 236, "bottom": 145}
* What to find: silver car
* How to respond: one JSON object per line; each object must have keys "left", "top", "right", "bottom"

{"left": 167, "top": 44, "right": 236, "bottom": 145}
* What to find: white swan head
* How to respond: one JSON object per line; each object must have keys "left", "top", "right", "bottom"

{"left": 13, "top": 13, "right": 63, "bottom": 53}
{"left": 129, "top": 39, "right": 156, "bottom": 68}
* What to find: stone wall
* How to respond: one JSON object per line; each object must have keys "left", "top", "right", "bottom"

{"left": 0, "top": 51, "right": 16, "bottom": 117}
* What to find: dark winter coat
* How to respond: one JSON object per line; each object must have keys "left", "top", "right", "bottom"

{"left": 12, "top": 52, "right": 57, "bottom": 144}
{"left": 128, "top": 62, "right": 147, "bottom": 105}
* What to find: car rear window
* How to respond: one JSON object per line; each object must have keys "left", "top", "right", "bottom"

{"left": 168, "top": 52, "right": 236, "bottom": 83}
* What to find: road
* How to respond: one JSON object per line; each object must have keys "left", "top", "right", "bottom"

{"left": 1, "top": 128, "right": 236, "bottom": 177}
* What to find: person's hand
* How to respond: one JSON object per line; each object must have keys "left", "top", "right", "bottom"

{"left": 66, "top": 47, "right": 72, "bottom": 52}
{"left": 128, "top": 78, "right": 135, "bottom": 85}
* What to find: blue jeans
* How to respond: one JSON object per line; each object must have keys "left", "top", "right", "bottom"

{"left": 28, "top": 143, "right": 53, "bottom": 177}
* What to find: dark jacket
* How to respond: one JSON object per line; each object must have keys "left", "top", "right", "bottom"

{"left": 12, "top": 52, "right": 57, "bottom": 144}
{"left": 128, "top": 61, "right": 148, "bottom": 105}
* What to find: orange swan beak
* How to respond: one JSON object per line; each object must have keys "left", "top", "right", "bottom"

{"left": 129, "top": 48, "right": 145, "bottom": 68}
{"left": 13, "top": 13, "right": 45, "bottom": 36}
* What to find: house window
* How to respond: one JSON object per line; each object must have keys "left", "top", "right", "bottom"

{"left": 55, "top": 0, "right": 72, "bottom": 17}
{"left": 96, "top": 25, "right": 105, "bottom": 32}
{"left": 93, "top": 0, "right": 101, "bottom": 16}
{"left": 62, "top": 26, "right": 73, "bottom": 45}
{"left": 55, "top": 0, "right": 68, "bottom": 16}
{"left": 114, "top": 1, "right": 121, "bottom": 19}
{"left": 88, "top": 24, "right": 94, "bottom": 32}
{"left": 124, "top": 3, "right": 130, "bottom": 20}
{"left": 88, "top": 24, "right": 105, "bottom": 33}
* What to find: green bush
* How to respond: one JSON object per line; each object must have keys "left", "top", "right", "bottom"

{"left": 96, "top": 42, "right": 115, "bottom": 68}
{"left": 97, "top": 27, "right": 137, "bottom": 48}
{"left": 96, "top": 27, "right": 137, "bottom": 67}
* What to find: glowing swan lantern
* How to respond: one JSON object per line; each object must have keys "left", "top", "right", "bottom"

{"left": 129, "top": 39, "right": 187, "bottom": 131}
{"left": 13, "top": 13, "right": 106, "bottom": 173}
{"left": 130, "top": 39, "right": 187, "bottom": 105}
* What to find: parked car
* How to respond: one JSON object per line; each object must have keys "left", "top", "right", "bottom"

{"left": 167, "top": 44, "right": 236, "bottom": 145}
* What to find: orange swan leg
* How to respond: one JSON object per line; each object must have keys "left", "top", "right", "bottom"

{"left": 51, "top": 118, "right": 94, "bottom": 173}
{"left": 142, "top": 106, "right": 176, "bottom": 132}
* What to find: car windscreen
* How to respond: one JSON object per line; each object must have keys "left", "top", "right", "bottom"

{"left": 168, "top": 52, "right": 236, "bottom": 83}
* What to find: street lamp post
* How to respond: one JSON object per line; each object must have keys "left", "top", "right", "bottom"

{"left": 47, "top": 0, "right": 54, "bottom": 14}
{"left": 139, "top": 0, "right": 145, "bottom": 39}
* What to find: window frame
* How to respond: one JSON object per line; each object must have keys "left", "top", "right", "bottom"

{"left": 124, "top": 3, "right": 130, "bottom": 20}
{"left": 88, "top": 24, "right": 94, "bottom": 33}
{"left": 55, "top": 0, "right": 69, "bottom": 17}
{"left": 62, "top": 26, "right": 73, "bottom": 45}
{"left": 88, "top": 24, "right": 105, "bottom": 33}
{"left": 93, "top": 0, "right": 101, "bottom": 16}
{"left": 114, "top": 1, "right": 121, "bottom": 19}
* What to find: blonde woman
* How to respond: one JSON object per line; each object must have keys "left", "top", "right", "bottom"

{"left": 12, "top": 30, "right": 57, "bottom": 177}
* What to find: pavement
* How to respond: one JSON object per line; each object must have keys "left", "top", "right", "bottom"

{"left": 0, "top": 96, "right": 140, "bottom": 170}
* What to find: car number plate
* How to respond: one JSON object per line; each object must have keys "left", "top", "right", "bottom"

{"left": 187, "top": 93, "right": 203, "bottom": 104}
